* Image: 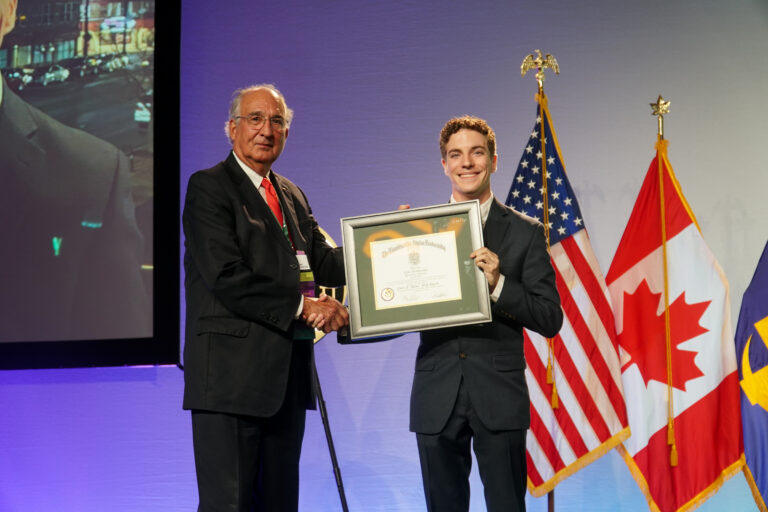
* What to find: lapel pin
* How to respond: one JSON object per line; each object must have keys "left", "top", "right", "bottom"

{"left": 52, "top": 236, "right": 62, "bottom": 256}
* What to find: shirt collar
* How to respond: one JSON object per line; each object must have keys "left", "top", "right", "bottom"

{"left": 450, "top": 193, "right": 495, "bottom": 225}
{"left": 232, "top": 150, "right": 270, "bottom": 190}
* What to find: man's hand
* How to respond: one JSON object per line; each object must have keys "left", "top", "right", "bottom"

{"left": 470, "top": 247, "right": 501, "bottom": 292}
{"left": 302, "top": 294, "right": 349, "bottom": 333}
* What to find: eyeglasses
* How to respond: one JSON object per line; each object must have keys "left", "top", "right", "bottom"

{"left": 233, "top": 113, "right": 287, "bottom": 133}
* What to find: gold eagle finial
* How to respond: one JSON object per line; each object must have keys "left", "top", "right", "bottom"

{"left": 521, "top": 50, "right": 559, "bottom": 93}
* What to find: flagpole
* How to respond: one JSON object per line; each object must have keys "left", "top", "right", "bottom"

{"left": 521, "top": 50, "right": 560, "bottom": 512}
{"left": 650, "top": 94, "right": 678, "bottom": 467}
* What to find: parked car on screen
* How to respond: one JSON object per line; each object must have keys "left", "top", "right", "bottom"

{"left": 34, "top": 64, "right": 70, "bottom": 86}
{"left": 83, "top": 55, "right": 104, "bottom": 75}
{"left": 99, "top": 53, "right": 126, "bottom": 73}
{"left": 58, "top": 57, "right": 89, "bottom": 78}
{"left": 134, "top": 101, "right": 151, "bottom": 128}
{"left": 2, "top": 67, "right": 33, "bottom": 90}
{"left": 122, "top": 52, "right": 148, "bottom": 70}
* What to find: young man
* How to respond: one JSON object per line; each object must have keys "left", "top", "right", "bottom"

{"left": 409, "top": 116, "right": 563, "bottom": 512}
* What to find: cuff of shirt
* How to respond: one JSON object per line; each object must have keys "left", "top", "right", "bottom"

{"left": 490, "top": 274, "right": 505, "bottom": 302}
{"left": 295, "top": 296, "right": 304, "bottom": 319}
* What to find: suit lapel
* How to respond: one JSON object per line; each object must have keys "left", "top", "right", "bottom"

{"left": 0, "top": 79, "right": 47, "bottom": 248}
{"left": 224, "top": 154, "right": 294, "bottom": 254}
{"left": 0, "top": 79, "right": 47, "bottom": 188}
{"left": 483, "top": 199, "right": 511, "bottom": 254}
{"left": 272, "top": 172, "right": 307, "bottom": 253}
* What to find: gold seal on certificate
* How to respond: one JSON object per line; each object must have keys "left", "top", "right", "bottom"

{"left": 341, "top": 201, "right": 492, "bottom": 339}
{"left": 370, "top": 232, "right": 462, "bottom": 310}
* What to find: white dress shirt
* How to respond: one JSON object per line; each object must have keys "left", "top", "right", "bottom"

{"left": 449, "top": 193, "right": 505, "bottom": 302}
{"left": 232, "top": 151, "right": 305, "bottom": 318}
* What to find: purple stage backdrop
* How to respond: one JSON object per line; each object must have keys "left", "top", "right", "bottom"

{"left": 1, "top": 0, "right": 767, "bottom": 510}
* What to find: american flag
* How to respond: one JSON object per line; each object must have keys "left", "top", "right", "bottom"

{"left": 504, "top": 96, "right": 629, "bottom": 496}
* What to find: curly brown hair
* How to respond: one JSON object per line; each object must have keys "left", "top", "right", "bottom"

{"left": 439, "top": 116, "right": 496, "bottom": 159}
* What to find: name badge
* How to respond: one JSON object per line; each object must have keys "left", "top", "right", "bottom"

{"left": 296, "top": 253, "right": 311, "bottom": 272}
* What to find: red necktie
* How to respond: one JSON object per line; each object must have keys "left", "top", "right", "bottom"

{"left": 261, "top": 178, "right": 284, "bottom": 227}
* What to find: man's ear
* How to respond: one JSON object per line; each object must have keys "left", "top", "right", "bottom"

{"left": 0, "top": 0, "right": 18, "bottom": 43}
{"left": 227, "top": 118, "right": 237, "bottom": 142}
{"left": 491, "top": 154, "right": 498, "bottom": 173}
{"left": 442, "top": 159, "right": 448, "bottom": 176}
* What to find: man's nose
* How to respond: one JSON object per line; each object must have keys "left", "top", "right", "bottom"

{"left": 461, "top": 155, "right": 473, "bottom": 168}
{"left": 259, "top": 119, "right": 274, "bottom": 137}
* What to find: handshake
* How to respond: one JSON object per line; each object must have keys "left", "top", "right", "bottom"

{"left": 301, "top": 294, "right": 349, "bottom": 333}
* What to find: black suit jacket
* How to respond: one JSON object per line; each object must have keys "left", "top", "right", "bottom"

{"left": 0, "top": 78, "right": 149, "bottom": 342}
{"left": 182, "top": 153, "right": 345, "bottom": 417}
{"left": 410, "top": 199, "right": 562, "bottom": 433}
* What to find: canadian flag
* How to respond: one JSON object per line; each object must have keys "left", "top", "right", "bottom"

{"left": 606, "top": 139, "right": 744, "bottom": 511}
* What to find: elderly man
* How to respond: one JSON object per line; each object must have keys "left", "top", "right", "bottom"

{"left": 182, "top": 84, "right": 348, "bottom": 512}
{"left": 0, "top": 0, "right": 149, "bottom": 342}
{"left": 408, "top": 116, "right": 562, "bottom": 512}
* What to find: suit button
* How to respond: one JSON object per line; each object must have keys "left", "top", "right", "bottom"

{"left": 459, "top": 353, "right": 467, "bottom": 359}
{"left": 289, "top": 263, "right": 298, "bottom": 269}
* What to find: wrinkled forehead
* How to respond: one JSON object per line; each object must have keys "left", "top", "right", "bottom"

{"left": 239, "top": 89, "right": 286, "bottom": 117}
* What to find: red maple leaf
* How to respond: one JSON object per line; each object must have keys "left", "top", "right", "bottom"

{"left": 618, "top": 279, "right": 710, "bottom": 391}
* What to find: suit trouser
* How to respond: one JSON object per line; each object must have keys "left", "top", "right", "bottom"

{"left": 191, "top": 343, "right": 311, "bottom": 512}
{"left": 416, "top": 378, "right": 527, "bottom": 512}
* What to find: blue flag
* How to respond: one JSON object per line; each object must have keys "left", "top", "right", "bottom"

{"left": 735, "top": 241, "right": 768, "bottom": 512}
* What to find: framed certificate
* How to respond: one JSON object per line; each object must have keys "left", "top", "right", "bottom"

{"left": 341, "top": 200, "right": 491, "bottom": 339}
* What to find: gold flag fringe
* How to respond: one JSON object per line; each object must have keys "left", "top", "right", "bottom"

{"left": 528, "top": 426, "right": 631, "bottom": 497}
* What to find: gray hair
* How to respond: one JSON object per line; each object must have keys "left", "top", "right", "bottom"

{"left": 224, "top": 83, "right": 294, "bottom": 142}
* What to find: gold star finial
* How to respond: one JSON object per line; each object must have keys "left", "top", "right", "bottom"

{"left": 650, "top": 95, "right": 670, "bottom": 116}
{"left": 650, "top": 95, "right": 670, "bottom": 138}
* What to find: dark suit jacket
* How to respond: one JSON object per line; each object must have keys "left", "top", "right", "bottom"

{"left": 0, "top": 78, "right": 150, "bottom": 342}
{"left": 410, "top": 199, "right": 562, "bottom": 434}
{"left": 182, "top": 153, "right": 345, "bottom": 418}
